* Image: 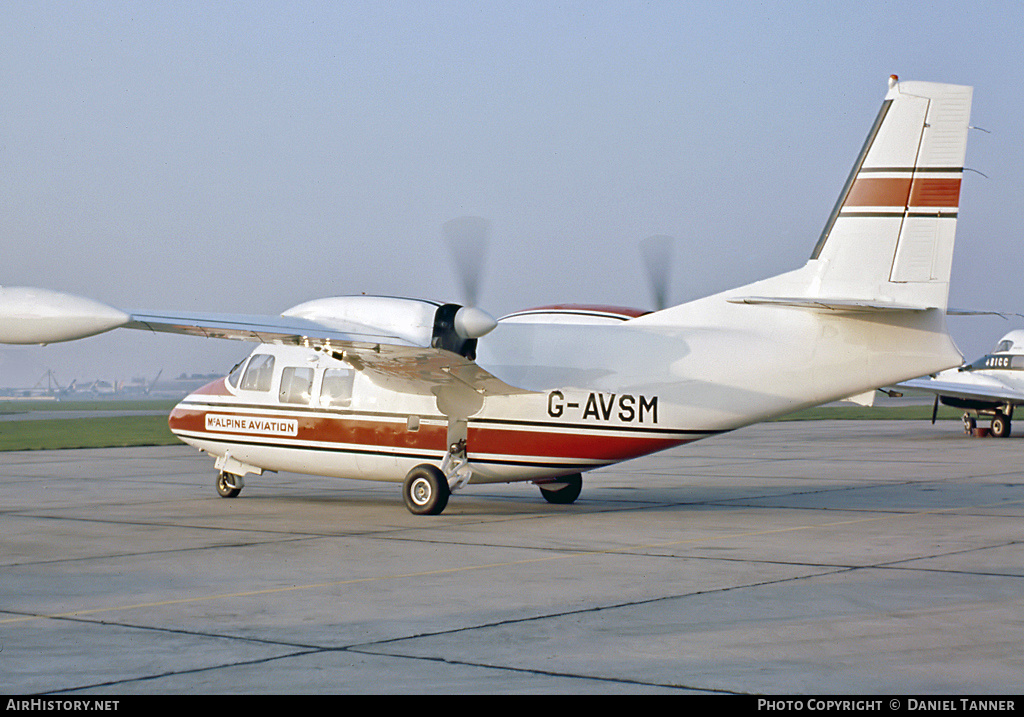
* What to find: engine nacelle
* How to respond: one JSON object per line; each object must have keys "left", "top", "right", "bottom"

{"left": 281, "top": 295, "right": 496, "bottom": 357}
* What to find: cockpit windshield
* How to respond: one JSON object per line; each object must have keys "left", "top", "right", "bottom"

{"left": 239, "top": 354, "right": 275, "bottom": 391}
{"left": 226, "top": 358, "right": 247, "bottom": 388}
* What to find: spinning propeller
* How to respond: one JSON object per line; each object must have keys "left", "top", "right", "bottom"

{"left": 442, "top": 216, "right": 496, "bottom": 340}
{"left": 640, "top": 234, "right": 675, "bottom": 311}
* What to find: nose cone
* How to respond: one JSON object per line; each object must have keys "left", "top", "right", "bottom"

{"left": 453, "top": 306, "right": 497, "bottom": 340}
{"left": 168, "top": 376, "right": 228, "bottom": 440}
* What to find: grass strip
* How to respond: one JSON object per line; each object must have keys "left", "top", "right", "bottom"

{"left": 0, "top": 400, "right": 178, "bottom": 415}
{"left": 0, "top": 416, "right": 180, "bottom": 451}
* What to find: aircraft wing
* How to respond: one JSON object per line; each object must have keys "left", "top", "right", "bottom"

{"left": 124, "top": 310, "right": 415, "bottom": 347}
{"left": 0, "top": 287, "right": 528, "bottom": 398}
{"left": 897, "top": 375, "right": 1024, "bottom": 405}
{"left": 126, "top": 309, "right": 530, "bottom": 398}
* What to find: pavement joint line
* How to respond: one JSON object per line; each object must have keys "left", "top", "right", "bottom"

{"left": 5, "top": 496, "right": 1021, "bottom": 627}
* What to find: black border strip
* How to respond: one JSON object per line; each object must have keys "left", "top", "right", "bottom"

{"left": 857, "top": 166, "right": 963, "bottom": 173}
{"left": 836, "top": 211, "right": 957, "bottom": 219}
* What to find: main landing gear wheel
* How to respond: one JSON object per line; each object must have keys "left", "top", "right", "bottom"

{"left": 538, "top": 473, "right": 583, "bottom": 505}
{"left": 991, "top": 413, "right": 1012, "bottom": 438}
{"left": 962, "top": 413, "right": 977, "bottom": 435}
{"left": 216, "top": 471, "right": 243, "bottom": 498}
{"left": 403, "top": 464, "right": 450, "bottom": 515}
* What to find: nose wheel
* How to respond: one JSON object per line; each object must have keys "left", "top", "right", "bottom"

{"left": 216, "top": 471, "right": 243, "bottom": 498}
{"left": 962, "top": 413, "right": 977, "bottom": 434}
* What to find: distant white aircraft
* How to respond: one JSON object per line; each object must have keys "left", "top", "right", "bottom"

{"left": 0, "top": 76, "right": 976, "bottom": 514}
{"left": 899, "top": 330, "right": 1024, "bottom": 437}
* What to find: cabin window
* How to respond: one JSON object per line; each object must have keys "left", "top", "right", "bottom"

{"left": 239, "top": 354, "right": 275, "bottom": 392}
{"left": 279, "top": 366, "right": 314, "bottom": 405}
{"left": 996, "top": 340, "right": 1014, "bottom": 353}
{"left": 321, "top": 368, "right": 354, "bottom": 407}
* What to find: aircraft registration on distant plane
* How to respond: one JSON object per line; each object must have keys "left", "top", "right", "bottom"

{"left": 0, "top": 76, "right": 978, "bottom": 514}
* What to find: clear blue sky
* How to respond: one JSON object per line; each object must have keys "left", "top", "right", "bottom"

{"left": 2, "top": 1, "right": 1022, "bottom": 386}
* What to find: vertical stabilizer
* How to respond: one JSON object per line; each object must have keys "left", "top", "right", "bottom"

{"left": 808, "top": 76, "right": 972, "bottom": 310}
{"left": 628, "top": 77, "right": 974, "bottom": 415}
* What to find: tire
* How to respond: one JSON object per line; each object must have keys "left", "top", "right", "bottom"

{"left": 216, "top": 472, "right": 242, "bottom": 498}
{"left": 963, "top": 414, "right": 977, "bottom": 434}
{"left": 403, "top": 464, "right": 450, "bottom": 515}
{"left": 539, "top": 473, "right": 582, "bottom": 505}
{"left": 991, "top": 414, "right": 1012, "bottom": 438}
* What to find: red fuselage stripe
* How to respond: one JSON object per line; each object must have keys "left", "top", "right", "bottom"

{"left": 169, "top": 406, "right": 692, "bottom": 462}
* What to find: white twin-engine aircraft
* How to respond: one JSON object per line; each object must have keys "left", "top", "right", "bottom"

{"left": 0, "top": 76, "right": 975, "bottom": 514}
{"left": 899, "top": 330, "right": 1024, "bottom": 437}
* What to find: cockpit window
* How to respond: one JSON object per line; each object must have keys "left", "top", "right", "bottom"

{"left": 321, "top": 368, "right": 354, "bottom": 407}
{"left": 239, "top": 354, "right": 275, "bottom": 392}
{"left": 996, "top": 340, "right": 1014, "bottom": 353}
{"left": 226, "top": 358, "right": 247, "bottom": 388}
{"left": 279, "top": 367, "right": 314, "bottom": 405}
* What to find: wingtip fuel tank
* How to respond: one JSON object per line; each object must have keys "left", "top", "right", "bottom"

{"left": 0, "top": 286, "right": 129, "bottom": 344}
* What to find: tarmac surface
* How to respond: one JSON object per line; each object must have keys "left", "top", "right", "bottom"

{"left": 2, "top": 419, "right": 1022, "bottom": 695}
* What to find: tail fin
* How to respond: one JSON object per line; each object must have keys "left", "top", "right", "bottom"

{"left": 625, "top": 77, "right": 972, "bottom": 413}
{"left": 806, "top": 76, "right": 973, "bottom": 310}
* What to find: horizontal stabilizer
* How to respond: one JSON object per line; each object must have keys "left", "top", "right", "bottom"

{"left": 947, "top": 308, "right": 1024, "bottom": 319}
{"left": 727, "top": 296, "right": 931, "bottom": 312}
